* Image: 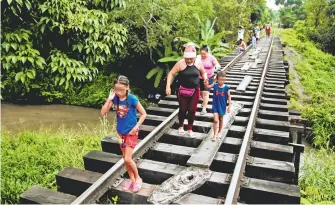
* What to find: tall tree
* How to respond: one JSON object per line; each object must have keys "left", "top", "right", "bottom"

{"left": 1, "top": 0, "right": 128, "bottom": 102}
{"left": 305, "top": 0, "right": 329, "bottom": 28}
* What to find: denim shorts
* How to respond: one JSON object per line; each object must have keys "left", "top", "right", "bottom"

{"left": 200, "top": 76, "right": 214, "bottom": 92}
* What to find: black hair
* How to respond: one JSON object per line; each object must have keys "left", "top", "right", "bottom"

{"left": 216, "top": 71, "right": 226, "bottom": 79}
{"left": 200, "top": 45, "right": 208, "bottom": 52}
{"left": 112, "top": 75, "right": 129, "bottom": 112}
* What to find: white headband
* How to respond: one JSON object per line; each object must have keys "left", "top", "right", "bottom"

{"left": 184, "top": 52, "right": 196, "bottom": 58}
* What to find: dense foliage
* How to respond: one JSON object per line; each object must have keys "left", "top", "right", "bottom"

{"left": 1, "top": 0, "right": 272, "bottom": 101}
{"left": 276, "top": 0, "right": 335, "bottom": 54}
{"left": 279, "top": 29, "right": 335, "bottom": 149}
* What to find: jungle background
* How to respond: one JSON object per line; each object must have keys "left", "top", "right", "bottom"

{"left": 1, "top": 0, "right": 334, "bottom": 204}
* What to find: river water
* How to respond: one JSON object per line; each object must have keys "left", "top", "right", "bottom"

{"left": 1, "top": 102, "right": 312, "bottom": 153}
{"left": 1, "top": 103, "right": 116, "bottom": 133}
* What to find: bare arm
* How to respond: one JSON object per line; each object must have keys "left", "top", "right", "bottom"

{"left": 227, "top": 90, "right": 231, "bottom": 112}
{"left": 206, "top": 82, "right": 215, "bottom": 89}
{"left": 213, "top": 58, "right": 221, "bottom": 70}
{"left": 101, "top": 96, "right": 114, "bottom": 116}
{"left": 166, "top": 62, "right": 180, "bottom": 96}
{"left": 135, "top": 102, "right": 147, "bottom": 128}
{"left": 128, "top": 101, "right": 147, "bottom": 135}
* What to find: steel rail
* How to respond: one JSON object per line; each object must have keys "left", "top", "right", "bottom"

{"left": 221, "top": 45, "right": 252, "bottom": 73}
{"left": 71, "top": 109, "right": 179, "bottom": 204}
{"left": 71, "top": 44, "right": 253, "bottom": 205}
{"left": 224, "top": 36, "right": 274, "bottom": 205}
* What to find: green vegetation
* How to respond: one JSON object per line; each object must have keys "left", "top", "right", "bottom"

{"left": 300, "top": 149, "right": 335, "bottom": 204}
{"left": 276, "top": 1, "right": 335, "bottom": 202}
{"left": 63, "top": 73, "right": 149, "bottom": 108}
{"left": 279, "top": 29, "right": 335, "bottom": 148}
{"left": 276, "top": 0, "right": 335, "bottom": 55}
{"left": 1, "top": 119, "right": 114, "bottom": 204}
{"left": 1, "top": 0, "right": 272, "bottom": 103}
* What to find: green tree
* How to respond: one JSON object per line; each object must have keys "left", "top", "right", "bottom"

{"left": 276, "top": 0, "right": 306, "bottom": 28}
{"left": 1, "top": 0, "right": 128, "bottom": 102}
{"left": 305, "top": 0, "right": 329, "bottom": 28}
{"left": 146, "top": 38, "right": 183, "bottom": 88}
{"left": 175, "top": 18, "right": 231, "bottom": 58}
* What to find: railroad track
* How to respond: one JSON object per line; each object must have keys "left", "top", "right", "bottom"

{"left": 21, "top": 37, "right": 308, "bottom": 204}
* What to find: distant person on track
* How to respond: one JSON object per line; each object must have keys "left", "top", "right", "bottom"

{"left": 197, "top": 45, "right": 221, "bottom": 115}
{"left": 237, "top": 26, "right": 245, "bottom": 41}
{"left": 101, "top": 75, "right": 147, "bottom": 193}
{"left": 238, "top": 39, "right": 246, "bottom": 54}
{"left": 266, "top": 24, "right": 271, "bottom": 39}
{"left": 205, "top": 71, "right": 231, "bottom": 141}
{"left": 252, "top": 33, "right": 257, "bottom": 49}
{"left": 165, "top": 43, "right": 208, "bottom": 137}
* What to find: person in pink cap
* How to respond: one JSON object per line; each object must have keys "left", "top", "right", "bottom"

{"left": 197, "top": 45, "right": 221, "bottom": 115}
{"left": 165, "top": 43, "right": 208, "bottom": 137}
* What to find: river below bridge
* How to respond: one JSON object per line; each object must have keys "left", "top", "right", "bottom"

{"left": 1, "top": 102, "right": 312, "bottom": 151}
{"left": 1, "top": 103, "right": 116, "bottom": 133}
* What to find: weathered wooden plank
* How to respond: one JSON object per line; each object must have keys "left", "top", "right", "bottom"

{"left": 254, "top": 128, "right": 290, "bottom": 144}
{"left": 240, "top": 178, "right": 300, "bottom": 204}
{"left": 94, "top": 137, "right": 295, "bottom": 183}
{"left": 264, "top": 82, "right": 285, "bottom": 88}
{"left": 166, "top": 94, "right": 255, "bottom": 102}
{"left": 83, "top": 150, "right": 120, "bottom": 172}
{"left": 56, "top": 167, "right": 101, "bottom": 196}
{"left": 267, "top": 73, "right": 288, "bottom": 79}
{"left": 176, "top": 193, "right": 221, "bottom": 204}
{"left": 140, "top": 114, "right": 167, "bottom": 126}
{"left": 256, "top": 118, "right": 290, "bottom": 132}
{"left": 266, "top": 76, "right": 287, "bottom": 81}
{"left": 211, "top": 89, "right": 257, "bottom": 96}
{"left": 81, "top": 154, "right": 299, "bottom": 203}
{"left": 159, "top": 100, "right": 253, "bottom": 111}
{"left": 251, "top": 141, "right": 293, "bottom": 161}
{"left": 187, "top": 128, "right": 229, "bottom": 168}
{"left": 236, "top": 76, "right": 253, "bottom": 92}
{"left": 20, "top": 185, "right": 76, "bottom": 204}
{"left": 262, "top": 91, "right": 286, "bottom": 98}
{"left": 102, "top": 133, "right": 242, "bottom": 156}
{"left": 213, "top": 84, "right": 258, "bottom": 91}
{"left": 258, "top": 109, "right": 289, "bottom": 121}
{"left": 245, "top": 157, "right": 295, "bottom": 184}
{"left": 263, "top": 87, "right": 286, "bottom": 93}
{"left": 241, "top": 62, "right": 252, "bottom": 71}
{"left": 187, "top": 103, "right": 244, "bottom": 167}
{"left": 143, "top": 114, "right": 167, "bottom": 121}
{"left": 228, "top": 72, "right": 261, "bottom": 78}
{"left": 146, "top": 106, "right": 176, "bottom": 113}
{"left": 140, "top": 124, "right": 156, "bottom": 132}
{"left": 268, "top": 70, "right": 287, "bottom": 74}
{"left": 265, "top": 80, "right": 287, "bottom": 87}
{"left": 147, "top": 142, "right": 295, "bottom": 182}
{"left": 260, "top": 102, "right": 288, "bottom": 112}
{"left": 261, "top": 97, "right": 287, "bottom": 105}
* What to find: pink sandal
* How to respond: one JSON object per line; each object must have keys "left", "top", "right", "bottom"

{"left": 132, "top": 179, "right": 142, "bottom": 192}
{"left": 122, "top": 179, "right": 134, "bottom": 191}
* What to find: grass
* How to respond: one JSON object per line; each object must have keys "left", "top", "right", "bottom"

{"left": 300, "top": 149, "right": 335, "bottom": 204}
{"left": 1, "top": 116, "right": 115, "bottom": 204}
{"left": 278, "top": 28, "right": 335, "bottom": 204}
{"left": 278, "top": 28, "right": 335, "bottom": 148}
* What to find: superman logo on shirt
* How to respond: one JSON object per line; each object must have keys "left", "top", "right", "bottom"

{"left": 116, "top": 105, "right": 129, "bottom": 118}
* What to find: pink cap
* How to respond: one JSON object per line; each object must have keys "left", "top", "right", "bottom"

{"left": 184, "top": 45, "right": 196, "bottom": 58}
